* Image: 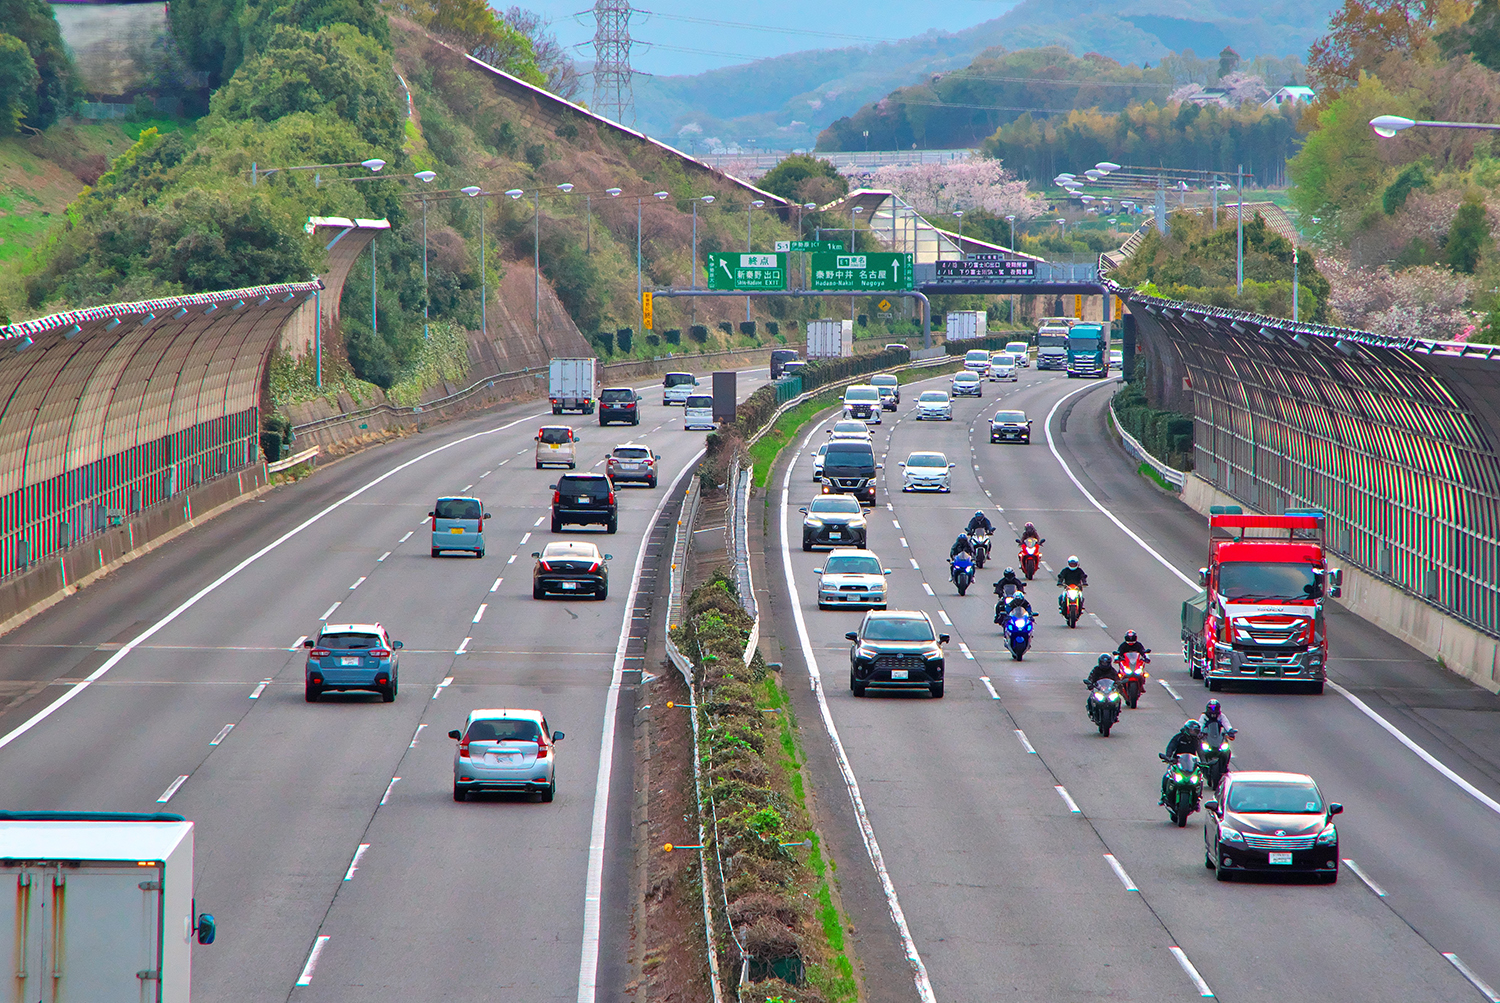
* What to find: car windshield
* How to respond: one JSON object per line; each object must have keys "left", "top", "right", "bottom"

{"left": 844, "top": 388, "right": 879, "bottom": 401}
{"left": 954, "top": 373, "right": 978, "bottom": 382}
{"left": 319, "top": 632, "right": 383, "bottom": 650}
{"left": 826, "top": 555, "right": 882, "bottom": 575}
{"left": 994, "top": 411, "right": 1027, "bottom": 422}
{"left": 825, "top": 445, "right": 873, "bottom": 464}
{"left": 1006, "top": 343, "right": 1027, "bottom": 353}
{"left": 1227, "top": 781, "right": 1324, "bottom": 814}
{"left": 906, "top": 453, "right": 946, "bottom": 467}
{"left": 870, "top": 376, "right": 897, "bottom": 387}
{"left": 538, "top": 428, "right": 573, "bottom": 444}
{"left": 435, "top": 498, "right": 481, "bottom": 520}
{"left": 665, "top": 373, "right": 695, "bottom": 387}
{"left": 559, "top": 476, "right": 609, "bottom": 496}
{"left": 613, "top": 447, "right": 649, "bottom": 459}
{"left": 466, "top": 719, "right": 542, "bottom": 742}
{"left": 1218, "top": 562, "right": 1320, "bottom": 601}
{"left": 919, "top": 391, "right": 948, "bottom": 402}
{"left": 965, "top": 351, "right": 989, "bottom": 362}
{"left": 810, "top": 496, "right": 862, "bottom": 514}
{"left": 864, "top": 617, "right": 934, "bottom": 641}
{"left": 877, "top": 386, "right": 894, "bottom": 396}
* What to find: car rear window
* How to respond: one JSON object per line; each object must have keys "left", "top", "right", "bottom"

{"left": 435, "top": 498, "right": 481, "bottom": 520}
{"left": 542, "top": 542, "right": 598, "bottom": 560}
{"left": 466, "top": 719, "right": 542, "bottom": 742}
{"left": 601, "top": 389, "right": 634, "bottom": 401}
{"left": 826, "top": 555, "right": 881, "bottom": 574}
{"left": 1227, "top": 781, "right": 1324, "bottom": 814}
{"left": 319, "top": 632, "right": 383, "bottom": 649}
{"left": 685, "top": 395, "right": 713, "bottom": 408}
{"left": 665, "top": 373, "right": 695, "bottom": 387}
{"left": 864, "top": 617, "right": 934, "bottom": 641}
{"left": 869, "top": 375, "right": 897, "bottom": 386}
{"left": 613, "top": 447, "right": 649, "bottom": 459}
{"left": 538, "top": 427, "right": 574, "bottom": 444}
{"left": 559, "top": 475, "right": 610, "bottom": 496}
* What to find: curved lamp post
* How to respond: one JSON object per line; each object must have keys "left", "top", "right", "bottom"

{"left": 1370, "top": 114, "right": 1500, "bottom": 137}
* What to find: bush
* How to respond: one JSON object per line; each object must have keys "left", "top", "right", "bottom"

{"left": 664, "top": 328, "right": 681, "bottom": 345}
{"left": 1113, "top": 380, "right": 1193, "bottom": 471}
{"left": 593, "top": 329, "right": 614, "bottom": 354}
{"left": 857, "top": 314, "right": 867, "bottom": 327}
{"left": 524, "top": 142, "right": 546, "bottom": 167}
{"left": 717, "top": 320, "right": 734, "bottom": 335}
{"left": 645, "top": 332, "right": 660, "bottom": 346}
{"left": 690, "top": 324, "right": 709, "bottom": 343}
{"left": 739, "top": 320, "right": 756, "bottom": 336}
{"left": 616, "top": 326, "right": 633, "bottom": 353}
{"left": 766, "top": 321, "right": 779, "bottom": 336}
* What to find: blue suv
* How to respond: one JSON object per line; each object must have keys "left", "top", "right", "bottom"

{"left": 303, "top": 623, "right": 403, "bottom": 702}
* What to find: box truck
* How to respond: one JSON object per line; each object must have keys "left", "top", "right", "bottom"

{"left": 945, "top": 310, "right": 988, "bottom": 341}
{"left": 549, "top": 358, "right": 598, "bottom": 414}
{"left": 807, "top": 319, "right": 854, "bottom": 358}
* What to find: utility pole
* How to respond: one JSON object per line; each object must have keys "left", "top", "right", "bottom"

{"left": 592, "top": 0, "right": 635, "bottom": 124}
{"left": 1237, "top": 163, "right": 1244, "bottom": 295}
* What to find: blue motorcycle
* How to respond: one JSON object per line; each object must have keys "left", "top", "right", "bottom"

{"left": 951, "top": 554, "right": 976, "bottom": 595}
{"left": 1004, "top": 608, "right": 1033, "bottom": 660}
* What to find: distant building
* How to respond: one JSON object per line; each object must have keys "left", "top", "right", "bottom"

{"left": 1186, "top": 89, "right": 1231, "bottom": 108}
{"left": 1262, "top": 85, "right": 1316, "bottom": 109}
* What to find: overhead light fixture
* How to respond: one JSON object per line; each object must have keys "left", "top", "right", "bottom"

{"left": 362, "top": 158, "right": 387, "bottom": 172}
{"left": 505, "top": 189, "right": 524, "bottom": 199}
{"left": 105, "top": 317, "right": 121, "bottom": 330}
{"left": 1290, "top": 333, "right": 1311, "bottom": 348}
{"left": 1257, "top": 327, "right": 1278, "bottom": 343}
{"left": 556, "top": 183, "right": 574, "bottom": 193}
{"left": 751, "top": 199, "right": 765, "bottom": 207}
{"left": 1084, "top": 169, "right": 1104, "bottom": 180}
{"left": 414, "top": 171, "right": 437, "bottom": 183}
{"left": 606, "top": 188, "right": 622, "bottom": 197}
{"left": 64, "top": 323, "right": 81, "bottom": 339}
{"left": 655, "top": 191, "right": 670, "bottom": 200}
{"left": 1369, "top": 115, "right": 1415, "bottom": 138}
{"left": 461, "top": 185, "right": 482, "bottom": 197}
{"left": 1096, "top": 161, "right": 1122, "bottom": 172}
{"left": 702, "top": 195, "right": 716, "bottom": 204}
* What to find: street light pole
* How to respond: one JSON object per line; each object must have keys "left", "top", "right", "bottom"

{"left": 461, "top": 186, "right": 487, "bottom": 336}
{"left": 1371, "top": 114, "right": 1500, "bottom": 137}
{"left": 1237, "top": 163, "right": 1244, "bottom": 295}
{"left": 1292, "top": 247, "right": 1299, "bottom": 322}
{"left": 953, "top": 210, "right": 964, "bottom": 260}
{"left": 747, "top": 199, "right": 764, "bottom": 322}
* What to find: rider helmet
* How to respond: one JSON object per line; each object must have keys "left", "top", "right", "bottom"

{"left": 955, "top": 534, "right": 968, "bottom": 547}
{"left": 1066, "top": 555, "right": 1080, "bottom": 569}
{"left": 974, "top": 510, "right": 985, "bottom": 520}
{"left": 1024, "top": 521, "right": 1036, "bottom": 534}
{"left": 1184, "top": 719, "right": 1203, "bottom": 737}
{"left": 1097, "top": 653, "right": 1113, "bottom": 668}
{"left": 1204, "top": 699, "right": 1221, "bottom": 720}
{"left": 1123, "top": 629, "right": 1138, "bottom": 644}
{"left": 1004, "top": 566, "right": 1015, "bottom": 576}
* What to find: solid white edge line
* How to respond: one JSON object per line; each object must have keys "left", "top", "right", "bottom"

{"left": 296, "top": 935, "right": 331, "bottom": 986}
{"left": 209, "top": 723, "right": 233, "bottom": 746}
{"left": 779, "top": 417, "right": 937, "bottom": 1003}
{"left": 577, "top": 446, "right": 704, "bottom": 1003}
{"left": 156, "top": 775, "right": 189, "bottom": 803}
{"left": 1103, "top": 853, "right": 1138, "bottom": 891}
{"left": 1168, "top": 945, "right": 1215, "bottom": 997}
{"left": 1443, "top": 953, "right": 1500, "bottom": 1002}
{"left": 1014, "top": 728, "right": 1035, "bottom": 752}
{"left": 1341, "top": 858, "right": 1387, "bottom": 897}
{"left": 1159, "top": 679, "right": 1182, "bottom": 701}
{"left": 1043, "top": 378, "right": 1201, "bottom": 593}
{"left": 1054, "top": 785, "right": 1081, "bottom": 813}
{"left": 344, "top": 844, "right": 370, "bottom": 881}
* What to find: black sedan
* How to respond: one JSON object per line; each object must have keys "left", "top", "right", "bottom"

{"left": 1204, "top": 771, "right": 1342, "bottom": 882}
{"left": 532, "top": 541, "right": 611, "bottom": 600}
{"left": 990, "top": 409, "right": 1032, "bottom": 444}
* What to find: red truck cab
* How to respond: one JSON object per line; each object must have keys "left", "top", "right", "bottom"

{"left": 1182, "top": 508, "right": 1342, "bottom": 693}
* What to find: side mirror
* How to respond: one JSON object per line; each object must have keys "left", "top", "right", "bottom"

{"left": 812, "top": 568, "right": 824, "bottom": 574}
{"left": 938, "top": 633, "right": 951, "bottom": 644}
{"left": 898, "top": 462, "right": 906, "bottom": 467}
{"left": 428, "top": 511, "right": 435, "bottom": 517}
{"left": 447, "top": 729, "right": 462, "bottom": 740}
{"left": 799, "top": 507, "right": 808, "bottom": 514}
{"left": 531, "top": 552, "right": 541, "bottom": 558}
{"left": 1203, "top": 800, "right": 1219, "bottom": 813}
{"left": 845, "top": 631, "right": 859, "bottom": 642}
{"left": 549, "top": 484, "right": 558, "bottom": 491}
{"left": 876, "top": 463, "right": 884, "bottom": 469}
{"left": 948, "top": 463, "right": 956, "bottom": 468}
{"left": 535, "top": 436, "right": 541, "bottom": 442}
{"left": 483, "top": 513, "right": 491, "bottom": 519}
{"left": 1329, "top": 803, "right": 1343, "bottom": 815}
{"left": 1198, "top": 567, "right": 1209, "bottom": 586}
{"left": 553, "top": 731, "right": 565, "bottom": 741}
{"left": 884, "top": 569, "right": 893, "bottom": 575}
{"left": 302, "top": 638, "right": 315, "bottom": 648}
{"left": 195, "top": 913, "right": 216, "bottom": 946}
{"left": 393, "top": 641, "right": 403, "bottom": 649}
{"left": 603, "top": 554, "right": 613, "bottom": 560}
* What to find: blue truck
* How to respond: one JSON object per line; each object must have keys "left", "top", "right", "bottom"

{"left": 1066, "top": 323, "right": 1108, "bottom": 378}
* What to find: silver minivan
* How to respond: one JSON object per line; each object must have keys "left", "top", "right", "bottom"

{"left": 449, "top": 708, "right": 564, "bottom": 802}
{"left": 535, "top": 425, "right": 579, "bottom": 469}
{"left": 683, "top": 393, "right": 716, "bottom": 430}
{"left": 431, "top": 496, "right": 490, "bottom": 557}
{"left": 663, "top": 372, "right": 698, "bottom": 405}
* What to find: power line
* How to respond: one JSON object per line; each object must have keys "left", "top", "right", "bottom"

{"left": 633, "top": 10, "right": 900, "bottom": 43}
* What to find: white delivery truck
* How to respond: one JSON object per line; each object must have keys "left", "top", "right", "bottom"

{"left": 806, "top": 319, "right": 854, "bottom": 358}
{"left": 549, "top": 358, "right": 598, "bottom": 414}
{"left": 0, "top": 811, "right": 216, "bottom": 1003}
{"left": 1036, "top": 321, "right": 1071, "bottom": 370}
{"left": 945, "top": 310, "right": 988, "bottom": 341}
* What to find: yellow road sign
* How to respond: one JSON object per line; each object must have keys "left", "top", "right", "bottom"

{"left": 877, "top": 299, "right": 892, "bottom": 312}
{"left": 642, "top": 291, "right": 653, "bottom": 330}
{"left": 1074, "top": 294, "right": 1083, "bottom": 319}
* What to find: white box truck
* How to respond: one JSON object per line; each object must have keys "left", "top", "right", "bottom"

{"left": 549, "top": 358, "right": 598, "bottom": 414}
{"left": 1036, "top": 321, "right": 1072, "bottom": 370}
{"left": 0, "top": 811, "right": 216, "bottom": 1003}
{"left": 806, "top": 319, "right": 854, "bottom": 358}
{"left": 945, "top": 310, "right": 988, "bottom": 341}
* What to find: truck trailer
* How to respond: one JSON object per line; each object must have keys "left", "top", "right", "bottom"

{"left": 549, "top": 358, "right": 598, "bottom": 414}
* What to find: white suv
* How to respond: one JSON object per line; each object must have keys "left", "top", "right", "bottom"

{"left": 813, "top": 548, "right": 892, "bottom": 609}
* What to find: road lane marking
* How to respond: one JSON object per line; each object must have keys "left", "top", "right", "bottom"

{"left": 507, "top": 554, "right": 517, "bottom": 564}
{"left": 937, "top": 611, "right": 951, "bottom": 625}
{"left": 892, "top": 519, "right": 901, "bottom": 529}
{"left": 921, "top": 583, "right": 934, "bottom": 596}
{"left": 289, "top": 635, "right": 307, "bottom": 651}
{"left": 319, "top": 602, "right": 340, "bottom": 621}
{"left": 1014, "top": 728, "right": 1035, "bottom": 751}
{"left": 296, "top": 936, "right": 331, "bottom": 986}
{"left": 409, "top": 723, "right": 427, "bottom": 748}
{"left": 499, "top": 458, "right": 510, "bottom": 466}
{"left": 491, "top": 578, "right": 502, "bottom": 592}
{"left": 578, "top": 446, "right": 705, "bottom": 1003}
{"left": 464, "top": 483, "right": 473, "bottom": 491}
{"left": 1342, "top": 858, "right": 1386, "bottom": 897}
{"left": 400, "top": 531, "right": 413, "bottom": 543}
{"left": 520, "top": 532, "right": 531, "bottom": 544}
{"left": 1103, "top": 853, "right": 1138, "bottom": 891}
{"left": 1168, "top": 946, "right": 1215, "bottom": 997}
{"left": 534, "top": 515, "right": 545, "bottom": 526}
{"left": 378, "top": 551, "right": 390, "bottom": 562}
{"left": 473, "top": 604, "right": 487, "bottom": 622}
{"left": 349, "top": 576, "right": 366, "bottom": 590}
{"left": 1159, "top": 679, "right": 1183, "bottom": 701}
{"left": 455, "top": 637, "right": 470, "bottom": 655}
{"left": 249, "top": 679, "right": 271, "bottom": 699}
{"left": 480, "top": 470, "right": 490, "bottom": 478}
{"left": 1041, "top": 560, "right": 1052, "bottom": 573}
{"left": 1089, "top": 612, "right": 1107, "bottom": 629}
{"left": 433, "top": 677, "right": 454, "bottom": 700}
{"left": 157, "top": 775, "right": 189, "bottom": 803}
{"left": 1444, "top": 954, "right": 1500, "bottom": 1002}
{"left": 344, "top": 844, "right": 370, "bottom": 880}
{"left": 380, "top": 777, "right": 400, "bottom": 804}
{"left": 909, "top": 558, "right": 920, "bottom": 569}
{"left": 958, "top": 642, "right": 974, "bottom": 660}
{"left": 779, "top": 420, "right": 936, "bottom": 1003}
{"left": 976, "top": 676, "right": 999, "bottom": 700}
{"left": 209, "top": 724, "right": 233, "bottom": 746}
{"left": 1054, "top": 785, "right": 1081, "bottom": 813}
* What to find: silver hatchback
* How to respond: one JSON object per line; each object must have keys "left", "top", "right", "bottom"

{"left": 449, "top": 709, "right": 564, "bottom": 802}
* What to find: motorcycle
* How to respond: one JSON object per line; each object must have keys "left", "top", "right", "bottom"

{"left": 951, "top": 554, "right": 976, "bottom": 596}
{"left": 1004, "top": 607, "right": 1033, "bottom": 661}
{"left": 1060, "top": 584, "right": 1085, "bottom": 628}
{"left": 968, "top": 530, "right": 992, "bottom": 568}
{"left": 1199, "top": 730, "right": 1235, "bottom": 788}
{"left": 1160, "top": 751, "right": 1206, "bottom": 827}
{"left": 1115, "top": 650, "right": 1151, "bottom": 708}
{"left": 1085, "top": 677, "right": 1122, "bottom": 736}
{"left": 1018, "top": 538, "right": 1042, "bottom": 579}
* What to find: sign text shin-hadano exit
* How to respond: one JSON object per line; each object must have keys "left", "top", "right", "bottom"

{"left": 705, "top": 252, "right": 787, "bottom": 291}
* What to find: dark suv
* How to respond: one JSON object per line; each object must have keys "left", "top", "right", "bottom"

{"left": 599, "top": 387, "right": 642, "bottom": 426}
{"left": 847, "top": 611, "right": 949, "bottom": 698}
{"left": 821, "top": 440, "right": 881, "bottom": 505}
{"left": 552, "top": 472, "right": 617, "bottom": 533}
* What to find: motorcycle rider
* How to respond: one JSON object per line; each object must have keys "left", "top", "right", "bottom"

{"left": 1198, "top": 699, "right": 1237, "bottom": 744}
{"left": 966, "top": 510, "right": 995, "bottom": 535}
{"left": 1114, "top": 630, "right": 1149, "bottom": 661}
{"left": 1158, "top": 719, "right": 1203, "bottom": 804}
{"left": 992, "top": 567, "right": 1033, "bottom": 622}
{"left": 1083, "top": 653, "right": 1119, "bottom": 712}
{"left": 1018, "top": 521, "right": 1043, "bottom": 545}
{"left": 1056, "top": 555, "right": 1088, "bottom": 613}
{"left": 949, "top": 533, "right": 975, "bottom": 560}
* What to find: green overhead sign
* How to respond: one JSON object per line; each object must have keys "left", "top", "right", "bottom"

{"left": 706, "top": 252, "right": 788, "bottom": 291}
{"left": 808, "top": 252, "right": 914, "bottom": 291}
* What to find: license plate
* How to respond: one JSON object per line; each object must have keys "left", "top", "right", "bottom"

{"left": 890, "top": 669, "right": 908, "bottom": 680}
{"left": 1268, "top": 852, "right": 1293, "bottom": 865}
{"left": 620, "top": 462, "right": 639, "bottom": 469}
{"left": 484, "top": 752, "right": 520, "bottom": 764}
{"left": 450, "top": 527, "right": 464, "bottom": 533}
{"left": 578, "top": 496, "right": 590, "bottom": 503}
{"left": 341, "top": 656, "right": 360, "bottom": 666}
{"left": 561, "top": 581, "right": 579, "bottom": 589}
{"left": 829, "top": 532, "right": 842, "bottom": 539}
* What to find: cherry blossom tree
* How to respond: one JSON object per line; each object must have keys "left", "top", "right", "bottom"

{"left": 1322, "top": 257, "right": 1477, "bottom": 339}
{"left": 865, "top": 160, "right": 1047, "bottom": 220}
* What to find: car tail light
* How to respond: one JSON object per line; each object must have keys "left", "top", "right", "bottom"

{"left": 607, "top": 491, "right": 615, "bottom": 505}
{"left": 645, "top": 456, "right": 655, "bottom": 465}
{"left": 588, "top": 562, "right": 600, "bottom": 573}
{"left": 459, "top": 737, "right": 470, "bottom": 756}
{"left": 370, "top": 649, "right": 391, "bottom": 658}
{"left": 535, "top": 741, "right": 549, "bottom": 759}
{"left": 539, "top": 561, "right": 552, "bottom": 572}
{"left": 310, "top": 648, "right": 330, "bottom": 658}
{"left": 553, "top": 488, "right": 561, "bottom": 504}
{"left": 624, "top": 401, "right": 635, "bottom": 408}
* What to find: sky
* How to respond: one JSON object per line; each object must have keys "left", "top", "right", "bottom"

{"left": 512, "top": 0, "right": 1020, "bottom": 77}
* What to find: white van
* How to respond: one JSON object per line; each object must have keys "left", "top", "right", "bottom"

{"left": 683, "top": 393, "right": 716, "bottom": 430}
{"left": 663, "top": 372, "right": 698, "bottom": 405}
{"left": 535, "top": 425, "right": 579, "bottom": 468}
{"left": 964, "top": 349, "right": 991, "bottom": 374}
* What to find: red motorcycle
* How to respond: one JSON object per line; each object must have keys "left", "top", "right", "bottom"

{"left": 1114, "top": 650, "right": 1151, "bottom": 709}
{"left": 1018, "top": 538, "right": 1042, "bottom": 579}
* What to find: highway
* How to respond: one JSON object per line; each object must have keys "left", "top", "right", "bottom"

{"left": 0, "top": 366, "right": 768, "bottom": 1002}
{"left": 771, "top": 364, "right": 1500, "bottom": 1002}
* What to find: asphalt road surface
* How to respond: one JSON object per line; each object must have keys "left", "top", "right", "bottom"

{"left": 0, "top": 366, "right": 768, "bottom": 1002}
{"left": 771, "top": 364, "right": 1500, "bottom": 1003}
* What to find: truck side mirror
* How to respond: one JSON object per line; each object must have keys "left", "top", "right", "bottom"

{"left": 1329, "top": 568, "right": 1342, "bottom": 597}
{"left": 1198, "top": 567, "right": 1208, "bottom": 586}
{"left": 196, "top": 913, "right": 216, "bottom": 945}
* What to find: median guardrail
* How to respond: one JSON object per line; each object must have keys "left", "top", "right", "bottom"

{"left": 1110, "top": 402, "right": 1186, "bottom": 489}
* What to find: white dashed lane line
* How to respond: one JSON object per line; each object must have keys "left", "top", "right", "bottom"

{"left": 400, "top": 531, "right": 414, "bottom": 543}
{"left": 296, "top": 936, "right": 331, "bottom": 986}
{"left": 249, "top": 679, "right": 271, "bottom": 699}
{"left": 380, "top": 777, "right": 400, "bottom": 804}
{"left": 520, "top": 532, "right": 531, "bottom": 544}
{"left": 289, "top": 635, "right": 307, "bottom": 651}
{"left": 922, "top": 583, "right": 934, "bottom": 596}
{"left": 319, "top": 602, "right": 340, "bottom": 621}
{"left": 1342, "top": 858, "right": 1387, "bottom": 897}
{"left": 377, "top": 551, "right": 390, "bottom": 562}
{"left": 1013, "top": 727, "right": 1035, "bottom": 751}
{"left": 1159, "top": 678, "right": 1183, "bottom": 701}
{"left": 349, "top": 576, "right": 366, "bottom": 590}
{"left": 1054, "top": 785, "right": 1081, "bottom": 813}
{"left": 507, "top": 554, "right": 517, "bottom": 565}
{"left": 473, "top": 604, "right": 487, "bottom": 623}
{"left": 909, "top": 558, "right": 920, "bottom": 570}
{"left": 490, "top": 578, "right": 502, "bottom": 592}
{"left": 1103, "top": 853, "right": 1138, "bottom": 891}
{"left": 937, "top": 610, "right": 951, "bottom": 625}
{"left": 344, "top": 843, "right": 371, "bottom": 880}
{"left": 157, "top": 775, "right": 189, "bottom": 803}
{"left": 209, "top": 724, "right": 233, "bottom": 746}
{"left": 455, "top": 637, "right": 471, "bottom": 655}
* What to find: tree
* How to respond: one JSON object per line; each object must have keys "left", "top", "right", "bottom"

{"left": 1307, "top": 0, "right": 1447, "bottom": 97}
{"left": 170, "top": 0, "right": 389, "bottom": 84}
{"left": 0, "top": 0, "right": 79, "bottom": 128}
{"left": 0, "top": 33, "right": 38, "bottom": 135}
{"left": 1438, "top": 0, "right": 1500, "bottom": 71}
{"left": 867, "top": 160, "right": 1046, "bottom": 219}
{"left": 503, "top": 7, "right": 579, "bottom": 98}
{"left": 757, "top": 154, "right": 847, "bottom": 205}
{"left": 1443, "top": 190, "right": 1491, "bottom": 272}
{"left": 1218, "top": 46, "right": 1241, "bottom": 78}
{"left": 392, "top": 0, "right": 544, "bottom": 86}
{"left": 1288, "top": 74, "right": 1402, "bottom": 242}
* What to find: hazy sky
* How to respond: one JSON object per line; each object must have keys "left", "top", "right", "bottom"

{"left": 511, "top": 0, "right": 1019, "bottom": 77}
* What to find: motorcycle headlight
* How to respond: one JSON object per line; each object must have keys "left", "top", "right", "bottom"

{"left": 1108, "top": 692, "right": 1121, "bottom": 701}
{"left": 1316, "top": 825, "right": 1337, "bottom": 845}
{"left": 1200, "top": 742, "right": 1211, "bottom": 751}
{"left": 1173, "top": 771, "right": 1188, "bottom": 781}
{"left": 1219, "top": 826, "right": 1244, "bottom": 843}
